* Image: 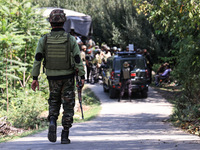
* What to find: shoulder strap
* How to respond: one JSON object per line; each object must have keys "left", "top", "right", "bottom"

{"left": 68, "top": 33, "right": 75, "bottom": 68}
{"left": 43, "top": 34, "right": 48, "bottom": 73}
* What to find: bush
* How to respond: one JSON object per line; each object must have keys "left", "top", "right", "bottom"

{"left": 0, "top": 89, "right": 48, "bottom": 130}
{"left": 152, "top": 63, "right": 161, "bottom": 74}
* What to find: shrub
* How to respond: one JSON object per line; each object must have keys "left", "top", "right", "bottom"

{"left": 0, "top": 89, "right": 48, "bottom": 130}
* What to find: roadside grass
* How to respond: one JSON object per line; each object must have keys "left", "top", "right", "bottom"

{"left": 0, "top": 86, "right": 101, "bottom": 143}
{"left": 151, "top": 82, "right": 182, "bottom": 104}
{"left": 57, "top": 86, "right": 101, "bottom": 124}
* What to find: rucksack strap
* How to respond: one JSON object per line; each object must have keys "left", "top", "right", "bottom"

{"left": 43, "top": 34, "right": 48, "bottom": 73}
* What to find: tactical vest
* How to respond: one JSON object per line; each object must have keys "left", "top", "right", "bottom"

{"left": 44, "top": 31, "right": 71, "bottom": 70}
{"left": 123, "top": 67, "right": 131, "bottom": 79}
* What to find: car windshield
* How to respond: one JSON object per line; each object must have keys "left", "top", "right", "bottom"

{"left": 114, "top": 58, "right": 145, "bottom": 70}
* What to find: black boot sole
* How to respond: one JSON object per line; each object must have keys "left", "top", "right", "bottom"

{"left": 48, "top": 124, "right": 57, "bottom": 142}
{"left": 61, "top": 139, "right": 71, "bottom": 144}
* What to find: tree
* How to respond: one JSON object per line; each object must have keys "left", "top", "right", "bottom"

{"left": 134, "top": 0, "right": 200, "bottom": 123}
{"left": 31, "top": 0, "right": 159, "bottom": 54}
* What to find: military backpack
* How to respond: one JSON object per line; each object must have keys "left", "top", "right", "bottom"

{"left": 43, "top": 31, "right": 72, "bottom": 70}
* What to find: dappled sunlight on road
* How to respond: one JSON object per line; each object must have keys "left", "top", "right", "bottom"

{"left": 0, "top": 84, "right": 200, "bottom": 150}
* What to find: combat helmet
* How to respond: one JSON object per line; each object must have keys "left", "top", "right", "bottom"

{"left": 49, "top": 9, "right": 66, "bottom": 23}
{"left": 113, "top": 46, "right": 117, "bottom": 51}
{"left": 123, "top": 61, "right": 129, "bottom": 68}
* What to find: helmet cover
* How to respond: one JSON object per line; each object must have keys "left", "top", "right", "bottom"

{"left": 123, "top": 61, "right": 129, "bottom": 68}
{"left": 49, "top": 9, "right": 66, "bottom": 23}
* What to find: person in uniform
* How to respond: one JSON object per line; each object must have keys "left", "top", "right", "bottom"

{"left": 119, "top": 62, "right": 133, "bottom": 102}
{"left": 31, "top": 9, "right": 85, "bottom": 144}
{"left": 80, "top": 45, "right": 87, "bottom": 62}
{"left": 112, "top": 46, "right": 118, "bottom": 55}
{"left": 143, "top": 49, "right": 153, "bottom": 84}
{"left": 85, "top": 49, "right": 93, "bottom": 83}
{"left": 102, "top": 46, "right": 111, "bottom": 63}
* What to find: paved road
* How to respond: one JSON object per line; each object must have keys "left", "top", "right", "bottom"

{"left": 0, "top": 84, "right": 200, "bottom": 150}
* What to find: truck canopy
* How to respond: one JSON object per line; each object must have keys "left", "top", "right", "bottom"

{"left": 40, "top": 7, "right": 93, "bottom": 37}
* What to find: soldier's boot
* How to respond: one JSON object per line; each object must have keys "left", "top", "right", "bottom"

{"left": 61, "top": 130, "right": 71, "bottom": 144}
{"left": 129, "top": 97, "right": 131, "bottom": 102}
{"left": 118, "top": 96, "right": 121, "bottom": 102}
{"left": 48, "top": 116, "right": 57, "bottom": 142}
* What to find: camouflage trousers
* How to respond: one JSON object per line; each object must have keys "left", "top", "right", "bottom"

{"left": 120, "top": 79, "right": 132, "bottom": 98}
{"left": 48, "top": 78, "right": 75, "bottom": 129}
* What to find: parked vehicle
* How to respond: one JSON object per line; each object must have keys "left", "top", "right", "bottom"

{"left": 102, "top": 52, "right": 149, "bottom": 99}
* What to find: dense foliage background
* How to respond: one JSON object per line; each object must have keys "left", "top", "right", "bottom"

{"left": 1, "top": 0, "right": 200, "bottom": 129}
{"left": 0, "top": 0, "right": 49, "bottom": 129}
{"left": 133, "top": 0, "right": 200, "bottom": 124}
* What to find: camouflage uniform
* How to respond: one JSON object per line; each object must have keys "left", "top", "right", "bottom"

{"left": 119, "top": 62, "right": 133, "bottom": 101}
{"left": 32, "top": 31, "right": 85, "bottom": 130}
{"left": 48, "top": 78, "right": 75, "bottom": 128}
{"left": 31, "top": 9, "right": 85, "bottom": 144}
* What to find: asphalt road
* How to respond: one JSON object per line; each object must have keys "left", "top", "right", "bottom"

{"left": 0, "top": 83, "right": 200, "bottom": 150}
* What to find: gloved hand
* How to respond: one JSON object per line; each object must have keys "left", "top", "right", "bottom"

{"left": 31, "top": 80, "right": 39, "bottom": 91}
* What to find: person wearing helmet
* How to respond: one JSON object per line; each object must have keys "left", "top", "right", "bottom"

{"left": 118, "top": 61, "right": 133, "bottom": 102}
{"left": 31, "top": 9, "right": 85, "bottom": 144}
{"left": 117, "top": 48, "right": 121, "bottom": 52}
{"left": 112, "top": 46, "right": 117, "bottom": 55}
{"left": 102, "top": 46, "right": 111, "bottom": 63}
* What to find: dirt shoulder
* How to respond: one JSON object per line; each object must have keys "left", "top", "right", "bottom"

{"left": 150, "top": 83, "right": 182, "bottom": 104}
{"left": 151, "top": 83, "right": 200, "bottom": 137}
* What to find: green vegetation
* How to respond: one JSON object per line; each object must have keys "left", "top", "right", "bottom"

{"left": 74, "top": 87, "right": 101, "bottom": 122}
{"left": 1, "top": 0, "right": 200, "bottom": 139}
{"left": 0, "top": 0, "right": 49, "bottom": 130}
{"left": 0, "top": 86, "right": 101, "bottom": 143}
{"left": 0, "top": 0, "right": 101, "bottom": 137}
{"left": 133, "top": 0, "right": 200, "bottom": 130}
{"left": 32, "top": 0, "right": 159, "bottom": 56}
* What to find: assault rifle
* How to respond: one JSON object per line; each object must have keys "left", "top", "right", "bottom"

{"left": 76, "top": 70, "right": 84, "bottom": 120}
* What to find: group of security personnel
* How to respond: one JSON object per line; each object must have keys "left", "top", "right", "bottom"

{"left": 80, "top": 44, "right": 122, "bottom": 83}
{"left": 30, "top": 8, "right": 153, "bottom": 145}
{"left": 80, "top": 44, "right": 153, "bottom": 102}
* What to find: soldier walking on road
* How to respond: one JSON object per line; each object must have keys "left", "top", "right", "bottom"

{"left": 119, "top": 62, "right": 133, "bottom": 102}
{"left": 31, "top": 9, "right": 85, "bottom": 144}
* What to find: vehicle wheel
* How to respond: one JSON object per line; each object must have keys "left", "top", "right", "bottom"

{"left": 109, "top": 88, "right": 116, "bottom": 99}
{"left": 141, "top": 90, "right": 148, "bottom": 98}
{"left": 103, "top": 84, "right": 108, "bottom": 92}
